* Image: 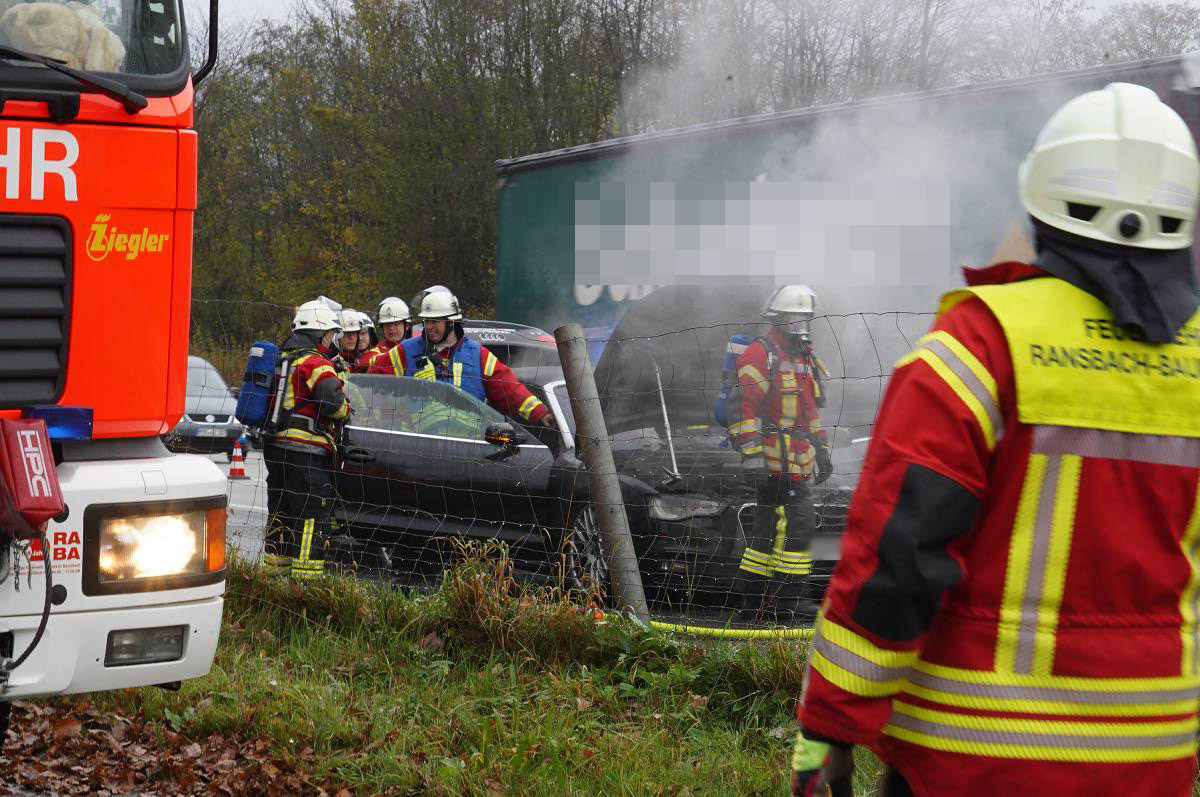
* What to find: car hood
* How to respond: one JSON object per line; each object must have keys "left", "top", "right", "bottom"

{"left": 185, "top": 389, "right": 238, "bottom": 416}
{"left": 593, "top": 284, "right": 943, "bottom": 436}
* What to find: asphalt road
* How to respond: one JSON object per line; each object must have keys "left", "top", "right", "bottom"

{"left": 214, "top": 449, "right": 269, "bottom": 561}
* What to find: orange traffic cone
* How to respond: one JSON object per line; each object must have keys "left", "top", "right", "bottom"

{"left": 228, "top": 436, "right": 249, "bottom": 480}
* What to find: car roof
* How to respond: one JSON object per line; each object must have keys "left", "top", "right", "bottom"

{"left": 187, "top": 355, "right": 213, "bottom": 368}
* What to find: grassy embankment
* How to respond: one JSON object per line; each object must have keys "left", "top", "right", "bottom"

{"left": 83, "top": 547, "right": 888, "bottom": 795}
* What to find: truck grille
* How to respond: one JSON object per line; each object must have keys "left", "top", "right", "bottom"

{"left": 0, "top": 216, "right": 71, "bottom": 408}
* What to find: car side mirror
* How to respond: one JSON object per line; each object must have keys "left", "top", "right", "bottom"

{"left": 485, "top": 421, "right": 525, "bottom": 447}
{"left": 229, "top": 386, "right": 241, "bottom": 399}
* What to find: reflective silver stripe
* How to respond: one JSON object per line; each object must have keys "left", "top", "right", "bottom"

{"left": 889, "top": 711, "right": 1196, "bottom": 751}
{"left": 813, "top": 633, "right": 911, "bottom": 683}
{"left": 1015, "top": 455, "right": 1061, "bottom": 675}
{"left": 1032, "top": 425, "right": 1200, "bottom": 468}
{"left": 922, "top": 338, "right": 1004, "bottom": 442}
{"left": 906, "top": 669, "right": 1200, "bottom": 706}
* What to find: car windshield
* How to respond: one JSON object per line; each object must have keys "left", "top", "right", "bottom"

{"left": 187, "top": 361, "right": 226, "bottom": 396}
{"left": 348, "top": 374, "right": 505, "bottom": 441}
{"left": 0, "top": 0, "right": 183, "bottom": 75}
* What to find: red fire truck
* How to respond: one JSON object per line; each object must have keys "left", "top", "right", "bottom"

{"left": 0, "top": 0, "right": 223, "bottom": 740}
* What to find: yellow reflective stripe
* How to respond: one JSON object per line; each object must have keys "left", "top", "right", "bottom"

{"left": 307, "top": 364, "right": 336, "bottom": 390}
{"left": 387, "top": 346, "right": 404, "bottom": 375}
{"left": 1034, "top": 455, "right": 1081, "bottom": 675}
{"left": 772, "top": 561, "right": 813, "bottom": 575}
{"left": 772, "top": 550, "right": 812, "bottom": 563}
{"left": 331, "top": 398, "right": 350, "bottom": 420}
{"left": 780, "top": 393, "right": 798, "bottom": 427}
{"left": 996, "top": 454, "right": 1046, "bottom": 673}
{"left": 817, "top": 616, "right": 920, "bottom": 670}
{"left": 740, "top": 444, "right": 763, "bottom": 455}
{"left": 729, "top": 419, "right": 761, "bottom": 435}
{"left": 518, "top": 395, "right": 540, "bottom": 420}
{"left": 275, "top": 427, "right": 334, "bottom": 449}
{"left": 738, "top": 364, "right": 768, "bottom": 392}
{"left": 1179, "top": 484, "right": 1200, "bottom": 676}
{"left": 905, "top": 659, "right": 1200, "bottom": 717}
{"left": 739, "top": 561, "right": 772, "bottom": 577}
{"left": 895, "top": 343, "right": 998, "bottom": 450}
{"left": 741, "top": 547, "right": 773, "bottom": 566}
{"left": 297, "top": 519, "right": 315, "bottom": 564}
{"left": 415, "top": 362, "right": 436, "bottom": 381}
{"left": 884, "top": 702, "right": 1200, "bottom": 763}
{"left": 484, "top": 352, "right": 498, "bottom": 377}
{"left": 921, "top": 331, "right": 999, "bottom": 407}
{"left": 452, "top": 361, "right": 463, "bottom": 388}
{"left": 810, "top": 649, "right": 907, "bottom": 697}
{"left": 995, "top": 454, "right": 1081, "bottom": 675}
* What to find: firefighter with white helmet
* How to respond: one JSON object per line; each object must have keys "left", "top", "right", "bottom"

{"left": 373, "top": 289, "right": 555, "bottom": 427}
{"left": 358, "top": 296, "right": 411, "bottom": 371}
{"left": 727, "top": 284, "right": 831, "bottom": 624}
{"left": 357, "top": 311, "right": 377, "bottom": 361}
{"left": 262, "top": 299, "right": 352, "bottom": 581}
{"left": 336, "top": 308, "right": 363, "bottom": 370}
{"left": 793, "top": 83, "right": 1200, "bottom": 797}
{"left": 409, "top": 285, "right": 452, "bottom": 337}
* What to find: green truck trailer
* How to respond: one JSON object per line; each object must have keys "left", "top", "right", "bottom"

{"left": 495, "top": 54, "right": 1200, "bottom": 340}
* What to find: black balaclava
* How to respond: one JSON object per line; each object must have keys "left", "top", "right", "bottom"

{"left": 1031, "top": 217, "right": 1198, "bottom": 344}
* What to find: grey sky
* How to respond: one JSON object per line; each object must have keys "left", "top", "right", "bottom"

{"left": 186, "top": 0, "right": 302, "bottom": 29}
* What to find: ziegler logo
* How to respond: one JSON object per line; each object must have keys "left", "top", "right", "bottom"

{"left": 17, "top": 428, "right": 51, "bottom": 499}
{"left": 86, "top": 214, "right": 170, "bottom": 262}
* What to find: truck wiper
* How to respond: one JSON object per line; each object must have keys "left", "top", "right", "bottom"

{"left": 0, "top": 45, "right": 147, "bottom": 113}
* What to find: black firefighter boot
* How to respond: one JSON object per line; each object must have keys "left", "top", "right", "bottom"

{"left": 736, "top": 576, "right": 770, "bottom": 625}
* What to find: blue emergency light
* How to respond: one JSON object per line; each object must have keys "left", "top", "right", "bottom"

{"left": 21, "top": 406, "right": 94, "bottom": 441}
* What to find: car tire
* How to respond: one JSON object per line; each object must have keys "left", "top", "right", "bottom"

{"left": 562, "top": 504, "right": 610, "bottom": 599}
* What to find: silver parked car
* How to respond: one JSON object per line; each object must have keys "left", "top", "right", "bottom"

{"left": 163, "top": 356, "right": 244, "bottom": 459}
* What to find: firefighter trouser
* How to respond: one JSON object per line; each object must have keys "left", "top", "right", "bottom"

{"left": 737, "top": 473, "right": 814, "bottom": 611}
{"left": 263, "top": 442, "right": 335, "bottom": 579}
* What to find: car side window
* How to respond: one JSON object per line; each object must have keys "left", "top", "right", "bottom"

{"left": 347, "top": 374, "right": 504, "bottom": 441}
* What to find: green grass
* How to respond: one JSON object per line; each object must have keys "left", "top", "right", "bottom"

{"left": 86, "top": 546, "right": 887, "bottom": 796}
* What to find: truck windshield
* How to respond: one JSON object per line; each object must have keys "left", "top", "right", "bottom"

{"left": 0, "top": 0, "right": 182, "bottom": 76}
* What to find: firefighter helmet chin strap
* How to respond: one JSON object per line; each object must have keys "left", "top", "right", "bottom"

{"left": 1031, "top": 218, "right": 1198, "bottom": 344}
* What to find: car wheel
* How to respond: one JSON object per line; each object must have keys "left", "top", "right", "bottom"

{"left": 563, "top": 505, "right": 609, "bottom": 598}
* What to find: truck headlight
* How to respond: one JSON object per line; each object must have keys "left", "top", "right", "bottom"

{"left": 99, "top": 512, "right": 206, "bottom": 581}
{"left": 648, "top": 494, "right": 726, "bottom": 521}
{"left": 84, "top": 498, "right": 226, "bottom": 595}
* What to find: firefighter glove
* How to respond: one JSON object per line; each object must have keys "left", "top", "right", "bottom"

{"left": 813, "top": 443, "right": 833, "bottom": 485}
{"left": 790, "top": 733, "right": 854, "bottom": 797}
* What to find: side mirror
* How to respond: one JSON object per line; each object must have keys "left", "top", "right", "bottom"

{"left": 485, "top": 421, "right": 525, "bottom": 447}
{"left": 228, "top": 386, "right": 240, "bottom": 399}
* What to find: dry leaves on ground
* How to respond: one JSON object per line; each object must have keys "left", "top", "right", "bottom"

{"left": 0, "top": 700, "right": 350, "bottom": 796}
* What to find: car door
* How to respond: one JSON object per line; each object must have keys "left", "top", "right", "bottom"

{"left": 337, "top": 374, "right": 554, "bottom": 542}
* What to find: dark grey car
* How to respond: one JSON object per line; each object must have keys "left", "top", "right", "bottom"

{"left": 163, "top": 356, "right": 244, "bottom": 458}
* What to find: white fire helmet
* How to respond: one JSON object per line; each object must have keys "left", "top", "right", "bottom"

{"left": 763, "top": 285, "right": 816, "bottom": 340}
{"left": 1019, "top": 82, "right": 1199, "bottom": 250}
{"left": 338, "top": 308, "right": 363, "bottom": 333}
{"left": 292, "top": 299, "right": 342, "bottom": 332}
{"left": 420, "top": 290, "right": 463, "bottom": 321}
{"left": 377, "top": 297, "right": 412, "bottom": 325}
{"left": 358, "top": 311, "right": 374, "bottom": 329}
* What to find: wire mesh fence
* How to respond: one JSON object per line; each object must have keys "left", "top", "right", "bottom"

{"left": 187, "top": 297, "right": 936, "bottom": 633}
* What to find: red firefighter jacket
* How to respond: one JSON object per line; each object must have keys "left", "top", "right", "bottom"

{"left": 358, "top": 339, "right": 395, "bottom": 371}
{"left": 729, "top": 327, "right": 827, "bottom": 480}
{"left": 272, "top": 343, "right": 351, "bottom": 454}
{"left": 799, "top": 263, "right": 1200, "bottom": 796}
{"left": 367, "top": 334, "right": 550, "bottom": 425}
